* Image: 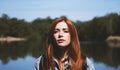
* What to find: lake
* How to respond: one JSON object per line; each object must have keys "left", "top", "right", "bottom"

{"left": 0, "top": 40, "right": 120, "bottom": 70}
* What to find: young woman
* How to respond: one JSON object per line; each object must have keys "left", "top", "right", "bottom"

{"left": 34, "top": 18, "right": 95, "bottom": 70}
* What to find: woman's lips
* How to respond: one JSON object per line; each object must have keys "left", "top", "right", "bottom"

{"left": 57, "top": 39, "right": 65, "bottom": 43}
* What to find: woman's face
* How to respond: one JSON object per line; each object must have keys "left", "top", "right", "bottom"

{"left": 54, "top": 21, "right": 71, "bottom": 47}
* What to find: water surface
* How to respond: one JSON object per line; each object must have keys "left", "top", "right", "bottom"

{"left": 0, "top": 41, "right": 120, "bottom": 70}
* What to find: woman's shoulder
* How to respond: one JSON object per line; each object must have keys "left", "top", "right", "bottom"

{"left": 34, "top": 55, "right": 42, "bottom": 70}
{"left": 86, "top": 57, "right": 95, "bottom": 70}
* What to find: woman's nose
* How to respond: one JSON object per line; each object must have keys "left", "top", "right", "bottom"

{"left": 58, "top": 31, "right": 63, "bottom": 38}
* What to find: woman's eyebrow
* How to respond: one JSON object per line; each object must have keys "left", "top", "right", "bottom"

{"left": 54, "top": 28, "right": 59, "bottom": 30}
{"left": 55, "top": 28, "right": 68, "bottom": 30}
{"left": 63, "top": 28, "right": 68, "bottom": 30}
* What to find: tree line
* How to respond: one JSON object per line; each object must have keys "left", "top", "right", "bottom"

{"left": 0, "top": 13, "right": 120, "bottom": 41}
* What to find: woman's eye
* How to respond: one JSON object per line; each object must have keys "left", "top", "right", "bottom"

{"left": 54, "top": 30, "right": 58, "bottom": 33}
{"left": 64, "top": 30, "right": 69, "bottom": 33}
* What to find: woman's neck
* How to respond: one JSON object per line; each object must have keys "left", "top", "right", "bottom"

{"left": 54, "top": 46, "right": 69, "bottom": 60}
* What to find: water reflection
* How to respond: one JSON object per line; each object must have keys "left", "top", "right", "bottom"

{"left": 0, "top": 40, "right": 120, "bottom": 70}
{"left": 0, "top": 39, "right": 45, "bottom": 65}
{"left": 81, "top": 42, "right": 120, "bottom": 69}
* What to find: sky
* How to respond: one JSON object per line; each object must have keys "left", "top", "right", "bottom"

{"left": 0, "top": 0, "right": 120, "bottom": 22}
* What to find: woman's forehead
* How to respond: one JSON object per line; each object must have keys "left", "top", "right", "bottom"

{"left": 55, "top": 21, "right": 68, "bottom": 29}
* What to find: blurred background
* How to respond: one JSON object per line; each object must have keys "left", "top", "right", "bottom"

{"left": 0, "top": 0, "right": 120, "bottom": 70}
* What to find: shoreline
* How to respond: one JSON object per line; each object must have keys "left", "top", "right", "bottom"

{"left": 106, "top": 36, "right": 120, "bottom": 47}
{"left": 0, "top": 36, "right": 26, "bottom": 42}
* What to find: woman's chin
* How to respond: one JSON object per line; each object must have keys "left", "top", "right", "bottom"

{"left": 57, "top": 44, "right": 68, "bottom": 48}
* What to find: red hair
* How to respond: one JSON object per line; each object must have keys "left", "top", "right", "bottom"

{"left": 41, "top": 17, "right": 84, "bottom": 70}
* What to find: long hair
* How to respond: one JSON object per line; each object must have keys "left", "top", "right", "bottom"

{"left": 40, "top": 17, "right": 85, "bottom": 70}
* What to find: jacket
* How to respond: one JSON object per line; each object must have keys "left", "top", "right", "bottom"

{"left": 34, "top": 55, "right": 95, "bottom": 70}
